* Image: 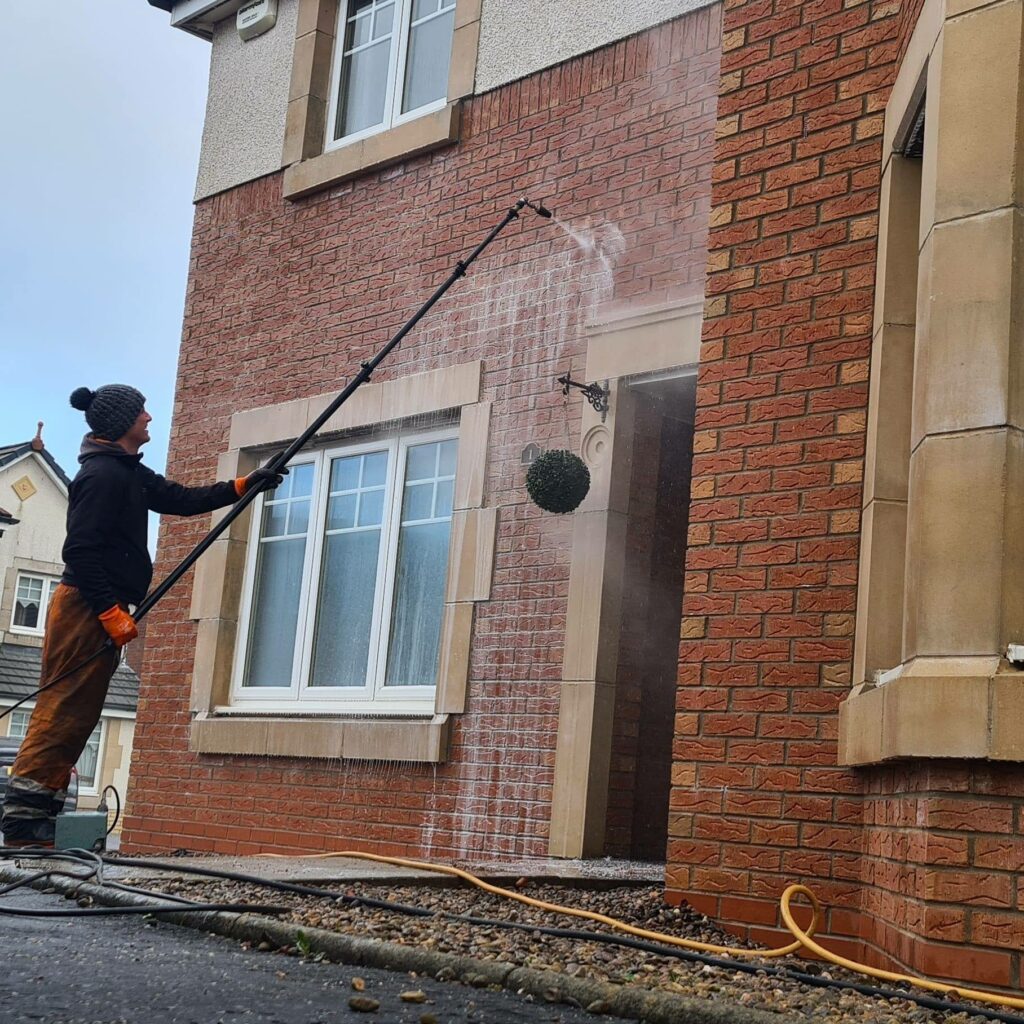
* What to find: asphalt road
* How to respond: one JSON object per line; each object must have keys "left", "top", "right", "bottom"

{"left": 1, "top": 889, "right": 602, "bottom": 1024}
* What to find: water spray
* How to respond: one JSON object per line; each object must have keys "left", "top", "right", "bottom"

{"left": 0, "top": 196, "right": 557, "bottom": 726}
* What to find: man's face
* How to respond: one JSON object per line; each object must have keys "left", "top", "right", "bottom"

{"left": 122, "top": 409, "right": 152, "bottom": 448}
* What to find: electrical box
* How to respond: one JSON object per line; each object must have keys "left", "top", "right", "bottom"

{"left": 237, "top": 0, "right": 277, "bottom": 41}
{"left": 55, "top": 811, "right": 107, "bottom": 852}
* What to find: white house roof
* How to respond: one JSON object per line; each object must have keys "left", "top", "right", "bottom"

{"left": 0, "top": 441, "right": 72, "bottom": 490}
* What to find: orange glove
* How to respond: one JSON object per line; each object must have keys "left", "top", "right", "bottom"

{"left": 234, "top": 466, "right": 287, "bottom": 497}
{"left": 98, "top": 606, "right": 138, "bottom": 647}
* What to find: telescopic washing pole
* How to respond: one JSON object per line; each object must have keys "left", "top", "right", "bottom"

{"left": 0, "top": 197, "right": 553, "bottom": 723}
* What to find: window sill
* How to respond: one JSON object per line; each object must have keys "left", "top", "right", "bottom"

{"left": 838, "top": 657, "right": 1024, "bottom": 765}
{"left": 190, "top": 712, "right": 451, "bottom": 763}
{"left": 282, "top": 102, "right": 462, "bottom": 201}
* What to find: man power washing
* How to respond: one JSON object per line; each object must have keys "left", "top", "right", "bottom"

{"left": 0, "top": 384, "right": 282, "bottom": 848}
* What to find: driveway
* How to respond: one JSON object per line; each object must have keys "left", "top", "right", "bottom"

{"left": 3, "top": 888, "right": 602, "bottom": 1024}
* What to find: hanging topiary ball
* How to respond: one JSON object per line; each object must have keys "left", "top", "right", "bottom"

{"left": 526, "top": 449, "right": 591, "bottom": 514}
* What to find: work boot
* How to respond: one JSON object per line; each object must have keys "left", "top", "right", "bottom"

{"left": 1, "top": 775, "right": 57, "bottom": 849}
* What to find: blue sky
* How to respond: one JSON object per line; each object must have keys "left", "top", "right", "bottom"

{"left": 0, "top": 1, "right": 211, "bottom": 480}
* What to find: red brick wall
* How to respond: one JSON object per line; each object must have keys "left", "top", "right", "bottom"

{"left": 667, "top": 0, "right": 1024, "bottom": 991}
{"left": 122, "top": 9, "right": 721, "bottom": 861}
{"left": 859, "top": 765, "right": 1024, "bottom": 988}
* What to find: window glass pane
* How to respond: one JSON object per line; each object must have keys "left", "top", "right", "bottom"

{"left": 328, "top": 492, "right": 358, "bottom": 530}
{"left": 261, "top": 501, "right": 288, "bottom": 538}
{"left": 331, "top": 455, "right": 361, "bottom": 492}
{"left": 438, "top": 438, "right": 457, "bottom": 476}
{"left": 385, "top": 521, "right": 450, "bottom": 686}
{"left": 13, "top": 577, "right": 45, "bottom": 629}
{"left": 336, "top": 39, "right": 391, "bottom": 138}
{"left": 401, "top": 3, "right": 454, "bottom": 114}
{"left": 310, "top": 449, "right": 392, "bottom": 687}
{"left": 17, "top": 577, "right": 43, "bottom": 602}
{"left": 403, "top": 482, "right": 433, "bottom": 522}
{"left": 373, "top": 1, "right": 394, "bottom": 39}
{"left": 291, "top": 462, "right": 315, "bottom": 498}
{"left": 362, "top": 451, "right": 387, "bottom": 487}
{"left": 243, "top": 538, "right": 307, "bottom": 687}
{"left": 385, "top": 438, "right": 457, "bottom": 688}
{"left": 13, "top": 600, "right": 39, "bottom": 629}
{"left": 287, "top": 499, "right": 311, "bottom": 536}
{"left": 358, "top": 488, "right": 385, "bottom": 527}
{"left": 310, "top": 531, "right": 382, "bottom": 687}
{"left": 434, "top": 478, "right": 454, "bottom": 518}
{"left": 350, "top": 8, "right": 372, "bottom": 47}
{"left": 75, "top": 725, "right": 102, "bottom": 789}
{"left": 243, "top": 470, "right": 314, "bottom": 690}
{"left": 405, "top": 443, "right": 437, "bottom": 481}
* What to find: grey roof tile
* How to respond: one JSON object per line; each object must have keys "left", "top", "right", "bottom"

{"left": 0, "top": 643, "right": 138, "bottom": 713}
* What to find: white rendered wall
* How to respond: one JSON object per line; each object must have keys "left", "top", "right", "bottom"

{"left": 0, "top": 456, "right": 67, "bottom": 578}
{"left": 194, "top": 0, "right": 299, "bottom": 200}
{"left": 193, "top": 0, "right": 717, "bottom": 199}
{"left": 475, "top": 0, "right": 716, "bottom": 93}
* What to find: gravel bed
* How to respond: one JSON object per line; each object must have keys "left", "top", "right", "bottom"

{"left": 125, "top": 875, "right": 1006, "bottom": 1024}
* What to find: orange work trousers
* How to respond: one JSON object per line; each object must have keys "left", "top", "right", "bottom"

{"left": 11, "top": 584, "right": 119, "bottom": 792}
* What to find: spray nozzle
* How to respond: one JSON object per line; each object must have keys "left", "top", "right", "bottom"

{"left": 521, "top": 198, "right": 554, "bottom": 219}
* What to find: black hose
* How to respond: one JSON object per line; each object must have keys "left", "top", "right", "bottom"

{"left": 0, "top": 902, "right": 290, "bottom": 918}
{"left": 0, "top": 847, "right": 287, "bottom": 919}
{"left": 102, "top": 784, "right": 121, "bottom": 837}
{"left": 102, "top": 855, "right": 435, "bottom": 917}
{"left": 102, "top": 856, "right": 1024, "bottom": 1024}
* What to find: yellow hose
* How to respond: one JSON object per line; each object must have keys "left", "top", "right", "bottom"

{"left": 259, "top": 851, "right": 1024, "bottom": 1011}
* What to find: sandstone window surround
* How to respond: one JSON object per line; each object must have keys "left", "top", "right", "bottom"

{"left": 188, "top": 359, "right": 496, "bottom": 763}
{"left": 282, "top": 0, "right": 480, "bottom": 199}
{"left": 840, "top": 0, "right": 1024, "bottom": 765}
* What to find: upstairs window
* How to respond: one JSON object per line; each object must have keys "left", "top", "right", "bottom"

{"left": 327, "top": 0, "right": 457, "bottom": 148}
{"left": 232, "top": 430, "right": 457, "bottom": 712}
{"left": 11, "top": 574, "right": 59, "bottom": 635}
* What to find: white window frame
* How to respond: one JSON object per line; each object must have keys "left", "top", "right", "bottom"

{"left": 230, "top": 426, "right": 457, "bottom": 714}
{"left": 324, "top": 0, "right": 456, "bottom": 152}
{"left": 7, "top": 708, "right": 103, "bottom": 796}
{"left": 10, "top": 573, "right": 60, "bottom": 637}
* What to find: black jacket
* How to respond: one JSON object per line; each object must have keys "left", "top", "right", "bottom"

{"left": 62, "top": 437, "right": 240, "bottom": 614}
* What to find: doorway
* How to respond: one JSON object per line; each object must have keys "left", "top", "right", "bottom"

{"left": 603, "top": 371, "right": 695, "bottom": 861}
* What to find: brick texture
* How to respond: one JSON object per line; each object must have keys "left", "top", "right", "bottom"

{"left": 667, "top": 0, "right": 1024, "bottom": 993}
{"left": 122, "top": 11, "right": 721, "bottom": 862}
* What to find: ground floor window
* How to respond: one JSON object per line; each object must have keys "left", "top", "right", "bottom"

{"left": 232, "top": 429, "right": 457, "bottom": 712}
{"left": 7, "top": 709, "right": 102, "bottom": 791}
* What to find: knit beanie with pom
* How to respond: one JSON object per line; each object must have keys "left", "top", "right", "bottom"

{"left": 69, "top": 385, "right": 146, "bottom": 442}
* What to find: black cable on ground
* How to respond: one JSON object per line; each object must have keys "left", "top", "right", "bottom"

{"left": 102, "top": 855, "right": 1024, "bottom": 1024}
{"left": 0, "top": 847, "right": 287, "bottom": 919}
{"left": 103, "top": 854, "right": 436, "bottom": 917}
{"left": 0, "top": 902, "right": 290, "bottom": 918}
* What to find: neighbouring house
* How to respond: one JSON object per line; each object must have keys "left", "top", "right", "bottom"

{"left": 134, "top": 0, "right": 1023, "bottom": 993}
{"left": 0, "top": 427, "right": 139, "bottom": 823}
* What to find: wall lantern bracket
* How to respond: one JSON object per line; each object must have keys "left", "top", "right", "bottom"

{"left": 557, "top": 374, "right": 610, "bottom": 421}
